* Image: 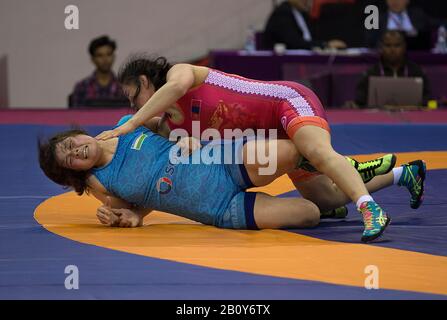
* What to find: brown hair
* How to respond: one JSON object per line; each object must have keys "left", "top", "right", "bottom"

{"left": 38, "top": 129, "right": 91, "bottom": 195}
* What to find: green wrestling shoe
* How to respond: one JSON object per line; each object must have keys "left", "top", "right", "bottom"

{"left": 320, "top": 206, "right": 348, "bottom": 219}
{"left": 398, "top": 160, "right": 426, "bottom": 209}
{"left": 358, "top": 201, "right": 391, "bottom": 243}
{"left": 346, "top": 154, "right": 397, "bottom": 183}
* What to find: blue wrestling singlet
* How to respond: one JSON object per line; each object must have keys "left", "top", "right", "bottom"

{"left": 92, "top": 116, "right": 258, "bottom": 229}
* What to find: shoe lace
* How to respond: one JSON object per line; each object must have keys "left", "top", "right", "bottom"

{"left": 404, "top": 165, "right": 421, "bottom": 196}
{"left": 357, "top": 158, "right": 384, "bottom": 182}
{"left": 360, "top": 158, "right": 383, "bottom": 171}
{"left": 376, "top": 210, "right": 386, "bottom": 225}
{"left": 362, "top": 203, "right": 385, "bottom": 230}
{"left": 362, "top": 205, "right": 374, "bottom": 230}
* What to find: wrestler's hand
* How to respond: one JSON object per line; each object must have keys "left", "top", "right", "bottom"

{"left": 112, "top": 209, "right": 143, "bottom": 228}
{"left": 97, "top": 206, "right": 143, "bottom": 228}
{"left": 95, "top": 119, "right": 138, "bottom": 141}
{"left": 96, "top": 198, "right": 121, "bottom": 227}
{"left": 176, "top": 136, "right": 202, "bottom": 156}
{"left": 96, "top": 197, "right": 142, "bottom": 228}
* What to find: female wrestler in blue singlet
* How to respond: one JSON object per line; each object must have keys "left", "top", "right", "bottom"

{"left": 39, "top": 116, "right": 424, "bottom": 239}
{"left": 38, "top": 116, "right": 322, "bottom": 230}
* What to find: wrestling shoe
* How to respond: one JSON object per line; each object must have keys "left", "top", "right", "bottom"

{"left": 346, "top": 154, "right": 396, "bottom": 183}
{"left": 398, "top": 160, "right": 426, "bottom": 209}
{"left": 358, "top": 201, "right": 391, "bottom": 243}
{"left": 320, "top": 206, "right": 348, "bottom": 219}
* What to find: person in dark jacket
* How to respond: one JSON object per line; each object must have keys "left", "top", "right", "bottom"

{"left": 263, "top": 0, "right": 346, "bottom": 50}
{"left": 365, "top": 0, "right": 433, "bottom": 50}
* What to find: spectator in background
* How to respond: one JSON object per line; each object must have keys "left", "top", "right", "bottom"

{"left": 365, "top": 0, "right": 433, "bottom": 50}
{"left": 412, "top": 0, "right": 447, "bottom": 22}
{"left": 70, "top": 35, "right": 126, "bottom": 108}
{"left": 355, "top": 30, "right": 430, "bottom": 108}
{"left": 263, "top": 0, "right": 347, "bottom": 50}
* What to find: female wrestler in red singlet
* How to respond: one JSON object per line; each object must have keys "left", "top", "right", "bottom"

{"left": 96, "top": 56, "right": 395, "bottom": 242}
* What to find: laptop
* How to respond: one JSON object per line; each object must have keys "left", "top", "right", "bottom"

{"left": 367, "top": 76, "right": 423, "bottom": 108}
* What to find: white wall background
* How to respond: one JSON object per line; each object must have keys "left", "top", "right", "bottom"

{"left": 0, "top": 0, "right": 273, "bottom": 108}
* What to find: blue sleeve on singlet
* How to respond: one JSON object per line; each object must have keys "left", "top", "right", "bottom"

{"left": 115, "top": 114, "right": 134, "bottom": 128}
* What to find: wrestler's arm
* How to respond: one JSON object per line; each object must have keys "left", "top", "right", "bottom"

{"left": 129, "top": 64, "right": 204, "bottom": 128}
{"left": 144, "top": 115, "right": 200, "bottom": 155}
{"left": 95, "top": 64, "right": 208, "bottom": 140}
{"left": 144, "top": 115, "right": 171, "bottom": 139}
{"left": 87, "top": 175, "right": 152, "bottom": 227}
{"left": 135, "top": 114, "right": 199, "bottom": 155}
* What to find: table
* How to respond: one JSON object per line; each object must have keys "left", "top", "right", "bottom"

{"left": 210, "top": 50, "right": 447, "bottom": 107}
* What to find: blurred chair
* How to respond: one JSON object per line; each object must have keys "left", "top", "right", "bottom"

{"left": 68, "top": 93, "right": 74, "bottom": 108}
{"left": 68, "top": 93, "right": 128, "bottom": 109}
{"left": 314, "top": 1, "right": 366, "bottom": 47}
{"left": 309, "top": 0, "right": 355, "bottom": 19}
{"left": 330, "top": 64, "right": 370, "bottom": 107}
{"left": 0, "top": 55, "right": 9, "bottom": 109}
{"left": 282, "top": 61, "right": 370, "bottom": 107}
{"left": 282, "top": 62, "right": 331, "bottom": 107}
{"left": 421, "top": 65, "right": 447, "bottom": 105}
{"left": 255, "top": 31, "right": 267, "bottom": 50}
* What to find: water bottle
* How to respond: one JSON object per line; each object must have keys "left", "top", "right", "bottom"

{"left": 244, "top": 25, "right": 257, "bottom": 53}
{"left": 434, "top": 25, "right": 447, "bottom": 54}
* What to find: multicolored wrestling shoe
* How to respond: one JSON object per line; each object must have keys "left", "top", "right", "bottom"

{"left": 299, "top": 154, "right": 396, "bottom": 183}
{"left": 398, "top": 160, "right": 426, "bottom": 209}
{"left": 358, "top": 201, "right": 391, "bottom": 243}
{"left": 346, "top": 154, "right": 397, "bottom": 183}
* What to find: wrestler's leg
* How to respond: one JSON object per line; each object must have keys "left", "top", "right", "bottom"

{"left": 291, "top": 125, "right": 390, "bottom": 242}
{"left": 242, "top": 139, "right": 300, "bottom": 186}
{"left": 238, "top": 139, "right": 319, "bottom": 229}
{"left": 293, "top": 172, "right": 394, "bottom": 212}
{"left": 252, "top": 192, "right": 320, "bottom": 229}
{"left": 241, "top": 137, "right": 394, "bottom": 212}
{"left": 292, "top": 125, "right": 369, "bottom": 202}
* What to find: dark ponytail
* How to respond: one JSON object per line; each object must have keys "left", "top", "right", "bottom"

{"left": 118, "top": 54, "right": 172, "bottom": 90}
